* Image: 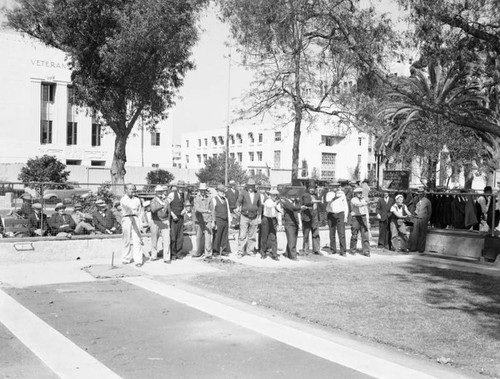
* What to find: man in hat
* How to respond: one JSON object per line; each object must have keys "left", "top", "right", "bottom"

{"left": 409, "top": 188, "right": 432, "bottom": 253}
{"left": 48, "top": 203, "right": 76, "bottom": 236}
{"left": 280, "top": 189, "right": 305, "bottom": 260}
{"left": 17, "top": 192, "right": 34, "bottom": 218}
{"left": 260, "top": 189, "right": 281, "bottom": 260}
{"left": 120, "top": 183, "right": 146, "bottom": 266}
{"left": 325, "top": 185, "right": 349, "bottom": 255}
{"left": 71, "top": 203, "right": 95, "bottom": 235}
{"left": 149, "top": 185, "right": 170, "bottom": 262}
{"left": 390, "top": 194, "right": 412, "bottom": 252}
{"left": 225, "top": 180, "right": 239, "bottom": 216}
{"left": 236, "top": 178, "right": 261, "bottom": 258}
{"left": 350, "top": 187, "right": 371, "bottom": 256}
{"left": 300, "top": 180, "right": 321, "bottom": 255}
{"left": 167, "top": 183, "right": 185, "bottom": 260}
{"left": 193, "top": 183, "right": 213, "bottom": 258}
{"left": 375, "top": 189, "right": 395, "bottom": 249}
{"left": 210, "top": 184, "right": 232, "bottom": 257}
{"left": 93, "top": 199, "right": 119, "bottom": 234}
{"left": 27, "top": 202, "right": 48, "bottom": 236}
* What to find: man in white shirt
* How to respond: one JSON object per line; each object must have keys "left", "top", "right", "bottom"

{"left": 260, "top": 189, "right": 282, "bottom": 261}
{"left": 326, "top": 186, "right": 349, "bottom": 256}
{"left": 120, "top": 183, "right": 146, "bottom": 267}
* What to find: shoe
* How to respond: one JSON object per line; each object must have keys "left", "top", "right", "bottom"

{"left": 135, "top": 263, "right": 143, "bottom": 267}
{"left": 364, "top": 252, "right": 371, "bottom": 257}
{"left": 149, "top": 257, "right": 158, "bottom": 262}
{"left": 271, "top": 256, "right": 279, "bottom": 261}
{"left": 339, "top": 252, "right": 346, "bottom": 256}
{"left": 313, "top": 251, "right": 323, "bottom": 256}
{"left": 260, "top": 254, "right": 267, "bottom": 259}
{"left": 348, "top": 250, "right": 356, "bottom": 255}
{"left": 122, "top": 260, "right": 131, "bottom": 265}
{"left": 237, "top": 253, "right": 244, "bottom": 259}
{"left": 204, "top": 256, "right": 213, "bottom": 260}
{"left": 289, "top": 257, "right": 298, "bottom": 261}
{"left": 164, "top": 260, "right": 171, "bottom": 264}
{"left": 191, "top": 253, "right": 203, "bottom": 258}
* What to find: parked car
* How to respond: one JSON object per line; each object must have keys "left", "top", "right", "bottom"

{"left": 0, "top": 182, "right": 25, "bottom": 198}
{"left": 42, "top": 183, "right": 91, "bottom": 202}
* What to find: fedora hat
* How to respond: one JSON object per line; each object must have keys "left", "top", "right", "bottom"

{"left": 199, "top": 183, "right": 208, "bottom": 191}
{"left": 55, "top": 202, "right": 66, "bottom": 211}
{"left": 95, "top": 199, "right": 106, "bottom": 207}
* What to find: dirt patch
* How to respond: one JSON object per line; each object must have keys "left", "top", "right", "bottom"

{"left": 82, "top": 264, "right": 143, "bottom": 279}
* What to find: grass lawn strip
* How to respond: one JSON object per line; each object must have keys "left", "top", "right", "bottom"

{"left": 188, "top": 260, "right": 500, "bottom": 378}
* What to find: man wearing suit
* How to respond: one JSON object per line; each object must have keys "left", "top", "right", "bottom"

{"left": 48, "top": 203, "right": 76, "bottom": 236}
{"left": 375, "top": 189, "right": 394, "bottom": 250}
{"left": 167, "top": 183, "right": 185, "bottom": 260}
{"left": 280, "top": 189, "right": 304, "bottom": 261}
{"left": 27, "top": 202, "right": 48, "bottom": 236}
{"left": 93, "top": 199, "right": 120, "bottom": 234}
{"left": 211, "top": 184, "right": 232, "bottom": 257}
{"left": 236, "top": 178, "right": 261, "bottom": 258}
{"left": 301, "top": 180, "right": 321, "bottom": 255}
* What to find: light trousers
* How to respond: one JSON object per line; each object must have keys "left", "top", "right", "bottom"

{"left": 150, "top": 219, "right": 171, "bottom": 261}
{"left": 122, "top": 216, "right": 144, "bottom": 264}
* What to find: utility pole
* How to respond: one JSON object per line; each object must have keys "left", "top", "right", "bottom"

{"left": 225, "top": 44, "right": 231, "bottom": 186}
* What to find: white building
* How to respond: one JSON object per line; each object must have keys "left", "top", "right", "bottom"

{"left": 0, "top": 30, "right": 173, "bottom": 169}
{"left": 181, "top": 120, "right": 376, "bottom": 185}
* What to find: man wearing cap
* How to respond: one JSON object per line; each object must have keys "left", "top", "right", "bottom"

{"left": 390, "top": 194, "right": 412, "bottom": 252}
{"left": 120, "top": 183, "right": 146, "bottom": 266}
{"left": 193, "top": 183, "right": 213, "bottom": 258}
{"left": 409, "top": 188, "right": 432, "bottom": 253}
{"left": 149, "top": 185, "right": 170, "bottom": 262}
{"left": 301, "top": 180, "right": 322, "bottom": 255}
{"left": 350, "top": 187, "right": 371, "bottom": 256}
{"left": 211, "top": 184, "right": 232, "bottom": 257}
{"left": 325, "top": 185, "right": 349, "bottom": 255}
{"left": 167, "top": 183, "right": 185, "bottom": 260}
{"left": 236, "top": 178, "right": 261, "bottom": 258}
{"left": 260, "top": 189, "right": 282, "bottom": 260}
{"left": 93, "top": 199, "right": 120, "bottom": 234}
{"left": 375, "top": 189, "right": 395, "bottom": 249}
{"left": 27, "top": 202, "right": 48, "bottom": 236}
{"left": 48, "top": 203, "right": 77, "bottom": 236}
{"left": 280, "top": 189, "right": 304, "bottom": 260}
{"left": 71, "top": 203, "right": 95, "bottom": 235}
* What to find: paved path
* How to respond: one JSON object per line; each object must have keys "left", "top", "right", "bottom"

{"left": 0, "top": 257, "right": 476, "bottom": 379}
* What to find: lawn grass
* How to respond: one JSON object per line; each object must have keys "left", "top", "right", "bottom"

{"left": 188, "top": 258, "right": 500, "bottom": 378}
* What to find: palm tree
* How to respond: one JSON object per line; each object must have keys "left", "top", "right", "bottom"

{"left": 377, "top": 64, "right": 497, "bottom": 189}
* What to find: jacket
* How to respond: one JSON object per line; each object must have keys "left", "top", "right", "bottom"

{"left": 376, "top": 196, "right": 395, "bottom": 222}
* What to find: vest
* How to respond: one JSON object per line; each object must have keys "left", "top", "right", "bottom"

{"left": 214, "top": 196, "right": 228, "bottom": 221}
{"left": 170, "top": 191, "right": 183, "bottom": 216}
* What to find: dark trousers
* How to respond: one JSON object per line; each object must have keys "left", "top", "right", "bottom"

{"left": 260, "top": 216, "right": 278, "bottom": 258}
{"left": 284, "top": 223, "right": 299, "bottom": 259}
{"left": 302, "top": 218, "right": 320, "bottom": 253}
{"left": 377, "top": 218, "right": 391, "bottom": 249}
{"left": 327, "top": 212, "right": 346, "bottom": 253}
{"left": 170, "top": 217, "right": 184, "bottom": 257}
{"left": 213, "top": 218, "right": 229, "bottom": 255}
{"left": 350, "top": 216, "right": 370, "bottom": 253}
{"left": 409, "top": 217, "right": 428, "bottom": 252}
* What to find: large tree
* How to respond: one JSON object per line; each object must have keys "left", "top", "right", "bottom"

{"left": 196, "top": 153, "right": 247, "bottom": 185}
{"left": 218, "top": 0, "right": 394, "bottom": 181}
{"left": 6, "top": 0, "right": 205, "bottom": 191}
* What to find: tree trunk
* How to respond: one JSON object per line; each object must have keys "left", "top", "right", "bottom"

{"left": 111, "top": 131, "right": 128, "bottom": 196}
{"left": 426, "top": 158, "right": 437, "bottom": 190}
{"left": 291, "top": 103, "right": 303, "bottom": 184}
{"left": 463, "top": 163, "right": 474, "bottom": 189}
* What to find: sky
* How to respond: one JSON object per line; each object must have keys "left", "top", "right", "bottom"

{"left": 0, "top": 0, "right": 404, "bottom": 143}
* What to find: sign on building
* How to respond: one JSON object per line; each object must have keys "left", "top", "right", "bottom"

{"left": 383, "top": 170, "right": 410, "bottom": 190}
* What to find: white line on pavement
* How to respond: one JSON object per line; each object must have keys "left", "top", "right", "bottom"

{"left": 0, "top": 289, "right": 122, "bottom": 379}
{"left": 124, "top": 276, "right": 439, "bottom": 379}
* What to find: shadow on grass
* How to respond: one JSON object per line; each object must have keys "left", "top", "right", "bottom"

{"left": 402, "top": 259, "right": 500, "bottom": 341}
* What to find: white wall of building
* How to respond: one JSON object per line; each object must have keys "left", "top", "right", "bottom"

{"left": 0, "top": 31, "right": 173, "bottom": 170}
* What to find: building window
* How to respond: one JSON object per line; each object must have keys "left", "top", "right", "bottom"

{"left": 198, "top": 139, "right": 201, "bottom": 147}
{"left": 301, "top": 160, "right": 308, "bottom": 178}
{"left": 257, "top": 151, "right": 262, "bottom": 161}
{"left": 213, "top": 153, "right": 217, "bottom": 158}
{"left": 248, "top": 132, "right": 254, "bottom": 143}
{"left": 237, "top": 152, "right": 242, "bottom": 162}
{"left": 152, "top": 163, "right": 159, "bottom": 168}
{"left": 40, "top": 120, "right": 52, "bottom": 144}
{"left": 230, "top": 134, "right": 235, "bottom": 144}
{"left": 249, "top": 152, "right": 254, "bottom": 161}
{"left": 249, "top": 169, "right": 255, "bottom": 176}
{"left": 218, "top": 136, "right": 224, "bottom": 145}
{"left": 204, "top": 138, "right": 208, "bottom": 146}
{"left": 236, "top": 133, "right": 242, "bottom": 144}
{"left": 91, "top": 160, "right": 106, "bottom": 166}
{"left": 274, "top": 150, "right": 281, "bottom": 169}
{"left": 151, "top": 132, "right": 160, "bottom": 146}
{"left": 322, "top": 135, "right": 344, "bottom": 146}
{"left": 203, "top": 154, "right": 207, "bottom": 162}
{"left": 66, "top": 160, "right": 81, "bottom": 165}
{"left": 258, "top": 133, "right": 263, "bottom": 142}
{"left": 67, "top": 85, "right": 76, "bottom": 105}
{"left": 212, "top": 136, "right": 217, "bottom": 145}
{"left": 67, "top": 122, "right": 78, "bottom": 145}
{"left": 274, "top": 131, "right": 281, "bottom": 141}
{"left": 257, "top": 168, "right": 262, "bottom": 175}
{"left": 186, "top": 140, "right": 189, "bottom": 148}
{"left": 197, "top": 154, "right": 201, "bottom": 163}
{"left": 91, "top": 123, "right": 102, "bottom": 147}
{"left": 186, "top": 155, "right": 190, "bottom": 164}
{"left": 41, "top": 83, "right": 56, "bottom": 102}
{"left": 230, "top": 152, "right": 235, "bottom": 159}
{"left": 321, "top": 152, "right": 336, "bottom": 180}
{"left": 358, "top": 137, "right": 362, "bottom": 146}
